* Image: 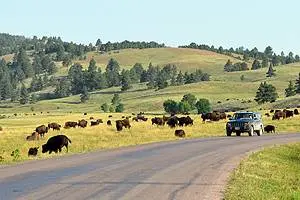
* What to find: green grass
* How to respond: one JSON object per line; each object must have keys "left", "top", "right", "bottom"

{"left": 225, "top": 143, "right": 300, "bottom": 200}
{"left": 0, "top": 112, "right": 299, "bottom": 165}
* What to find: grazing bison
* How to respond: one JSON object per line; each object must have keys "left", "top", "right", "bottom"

{"left": 264, "top": 125, "right": 276, "bottom": 134}
{"left": 167, "top": 116, "right": 179, "bottom": 128}
{"left": 42, "top": 135, "right": 71, "bottom": 154}
{"left": 35, "top": 125, "right": 49, "bottom": 137}
{"left": 201, "top": 112, "right": 221, "bottom": 122}
{"left": 48, "top": 123, "right": 61, "bottom": 131}
{"left": 108, "top": 115, "right": 113, "bottom": 118}
{"left": 270, "top": 109, "right": 274, "bottom": 113}
{"left": 283, "top": 109, "right": 294, "bottom": 118}
{"left": 178, "top": 116, "right": 194, "bottom": 126}
{"left": 90, "top": 117, "right": 94, "bottom": 120}
{"left": 78, "top": 119, "right": 88, "bottom": 128}
{"left": 294, "top": 109, "right": 299, "bottom": 115}
{"left": 84, "top": 113, "right": 87, "bottom": 115}
{"left": 175, "top": 130, "right": 185, "bottom": 138}
{"left": 28, "top": 147, "right": 39, "bottom": 157}
{"left": 64, "top": 121, "right": 77, "bottom": 128}
{"left": 116, "top": 119, "right": 131, "bottom": 131}
{"left": 265, "top": 113, "right": 270, "bottom": 117}
{"left": 151, "top": 117, "right": 165, "bottom": 126}
{"left": 26, "top": 132, "right": 40, "bottom": 141}
{"left": 91, "top": 119, "right": 102, "bottom": 126}
{"left": 107, "top": 120, "right": 112, "bottom": 126}
{"left": 272, "top": 111, "right": 286, "bottom": 120}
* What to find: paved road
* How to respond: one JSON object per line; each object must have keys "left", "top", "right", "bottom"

{"left": 1, "top": 133, "right": 300, "bottom": 200}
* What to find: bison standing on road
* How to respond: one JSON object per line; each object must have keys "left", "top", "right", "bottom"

{"left": 42, "top": 135, "right": 71, "bottom": 154}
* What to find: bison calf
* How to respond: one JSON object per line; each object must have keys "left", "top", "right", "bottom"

{"left": 175, "top": 130, "right": 186, "bottom": 138}
{"left": 28, "top": 147, "right": 39, "bottom": 157}
{"left": 26, "top": 132, "right": 40, "bottom": 141}
{"left": 42, "top": 135, "right": 71, "bottom": 154}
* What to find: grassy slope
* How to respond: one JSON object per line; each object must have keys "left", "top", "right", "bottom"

{"left": 0, "top": 112, "right": 299, "bottom": 164}
{"left": 225, "top": 143, "right": 300, "bottom": 199}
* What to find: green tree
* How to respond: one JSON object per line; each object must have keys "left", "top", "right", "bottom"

{"left": 19, "top": 84, "right": 29, "bottom": 104}
{"left": 115, "top": 103, "right": 124, "bottom": 112}
{"left": 251, "top": 59, "right": 261, "bottom": 70}
{"left": 285, "top": 81, "right": 296, "bottom": 97}
{"left": 120, "top": 69, "right": 132, "bottom": 91}
{"left": 255, "top": 82, "right": 278, "bottom": 104}
{"left": 30, "top": 93, "right": 38, "bottom": 104}
{"left": 80, "top": 86, "right": 89, "bottom": 103}
{"left": 240, "top": 75, "right": 245, "bottom": 81}
{"left": 296, "top": 73, "right": 300, "bottom": 94}
{"left": 130, "top": 63, "right": 144, "bottom": 83}
{"left": 109, "top": 105, "right": 115, "bottom": 113}
{"left": 266, "top": 63, "right": 276, "bottom": 77}
{"left": 14, "top": 48, "right": 33, "bottom": 78}
{"left": 195, "top": 99, "right": 211, "bottom": 114}
{"left": 264, "top": 46, "right": 273, "bottom": 58}
{"left": 101, "top": 103, "right": 109, "bottom": 112}
{"left": 62, "top": 55, "right": 72, "bottom": 67}
{"left": 178, "top": 101, "right": 192, "bottom": 114}
{"left": 111, "top": 93, "right": 120, "bottom": 105}
{"left": 106, "top": 58, "right": 120, "bottom": 87}
{"left": 181, "top": 93, "right": 197, "bottom": 109}
{"left": 163, "top": 100, "right": 178, "bottom": 114}
{"left": 68, "top": 63, "right": 84, "bottom": 94}
{"left": 176, "top": 71, "right": 185, "bottom": 85}
{"left": 54, "top": 79, "right": 71, "bottom": 98}
{"left": 262, "top": 57, "right": 269, "bottom": 68}
{"left": 224, "top": 59, "right": 233, "bottom": 72}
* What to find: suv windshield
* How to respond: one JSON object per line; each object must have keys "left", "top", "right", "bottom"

{"left": 233, "top": 113, "right": 253, "bottom": 119}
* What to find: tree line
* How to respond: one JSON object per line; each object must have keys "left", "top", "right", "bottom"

{"left": 55, "top": 59, "right": 211, "bottom": 99}
{"left": 180, "top": 43, "right": 300, "bottom": 66}
{"left": 95, "top": 39, "right": 165, "bottom": 52}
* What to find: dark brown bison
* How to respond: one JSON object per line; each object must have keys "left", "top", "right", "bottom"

{"left": 151, "top": 117, "right": 165, "bottom": 126}
{"left": 264, "top": 125, "right": 276, "bottom": 134}
{"left": 294, "top": 109, "right": 299, "bottom": 115}
{"left": 175, "top": 130, "right": 185, "bottom": 138}
{"left": 167, "top": 116, "right": 179, "bottom": 128}
{"left": 91, "top": 119, "right": 102, "bottom": 126}
{"left": 272, "top": 111, "right": 286, "bottom": 120}
{"left": 78, "top": 119, "right": 88, "bottom": 128}
{"left": 35, "top": 125, "right": 49, "bottom": 137}
{"left": 162, "top": 115, "right": 170, "bottom": 123}
{"left": 107, "top": 120, "right": 112, "bottom": 126}
{"left": 84, "top": 113, "right": 87, "bottom": 115}
{"left": 116, "top": 119, "right": 131, "bottom": 131}
{"left": 108, "top": 115, "right": 113, "bottom": 118}
{"left": 64, "top": 121, "right": 78, "bottom": 128}
{"left": 283, "top": 109, "right": 294, "bottom": 118}
{"left": 42, "top": 135, "right": 71, "bottom": 154}
{"left": 265, "top": 113, "right": 270, "bottom": 117}
{"left": 178, "top": 116, "right": 194, "bottom": 126}
{"left": 201, "top": 112, "right": 221, "bottom": 122}
{"left": 26, "top": 132, "right": 40, "bottom": 141}
{"left": 90, "top": 117, "right": 94, "bottom": 120}
{"left": 28, "top": 147, "right": 39, "bottom": 157}
{"left": 48, "top": 123, "right": 61, "bottom": 131}
{"left": 270, "top": 109, "right": 274, "bottom": 113}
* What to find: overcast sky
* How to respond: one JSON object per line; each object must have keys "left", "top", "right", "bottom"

{"left": 1, "top": 0, "right": 299, "bottom": 54}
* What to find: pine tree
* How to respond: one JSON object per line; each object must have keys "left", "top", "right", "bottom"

{"left": 285, "top": 81, "right": 296, "bottom": 97}
{"left": 255, "top": 82, "right": 278, "bottom": 104}
{"left": 80, "top": 86, "right": 89, "bottom": 103}
{"left": 30, "top": 93, "right": 38, "bottom": 104}
{"left": 54, "top": 79, "right": 71, "bottom": 98}
{"left": 14, "top": 48, "right": 33, "bottom": 78}
{"left": 106, "top": 58, "right": 120, "bottom": 87}
{"left": 19, "top": 84, "right": 29, "bottom": 104}
{"left": 111, "top": 94, "right": 120, "bottom": 105}
{"left": 176, "top": 71, "right": 185, "bottom": 85}
{"left": 266, "top": 63, "right": 276, "bottom": 77}
{"left": 115, "top": 103, "right": 124, "bottom": 112}
{"left": 120, "top": 69, "right": 132, "bottom": 91}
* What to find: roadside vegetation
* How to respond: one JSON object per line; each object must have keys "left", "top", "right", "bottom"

{"left": 225, "top": 143, "right": 300, "bottom": 199}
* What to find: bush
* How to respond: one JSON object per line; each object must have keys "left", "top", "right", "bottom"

{"left": 255, "top": 82, "right": 278, "bottom": 104}
{"left": 109, "top": 105, "right": 115, "bottom": 113}
{"left": 115, "top": 103, "right": 124, "bottom": 113}
{"left": 195, "top": 99, "right": 211, "bottom": 114}
{"left": 101, "top": 103, "right": 109, "bottom": 112}
{"left": 163, "top": 100, "right": 178, "bottom": 114}
{"left": 11, "top": 149, "right": 20, "bottom": 161}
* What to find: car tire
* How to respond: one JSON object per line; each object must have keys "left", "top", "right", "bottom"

{"left": 236, "top": 131, "right": 241, "bottom": 136}
{"left": 248, "top": 126, "right": 254, "bottom": 136}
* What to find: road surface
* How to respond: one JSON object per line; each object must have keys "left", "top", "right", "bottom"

{"left": 1, "top": 133, "right": 300, "bottom": 200}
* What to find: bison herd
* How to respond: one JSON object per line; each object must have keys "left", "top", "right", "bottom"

{"left": 9, "top": 108, "right": 300, "bottom": 158}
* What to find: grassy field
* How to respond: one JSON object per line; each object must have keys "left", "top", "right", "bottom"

{"left": 225, "top": 143, "right": 300, "bottom": 199}
{"left": 0, "top": 111, "right": 299, "bottom": 164}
